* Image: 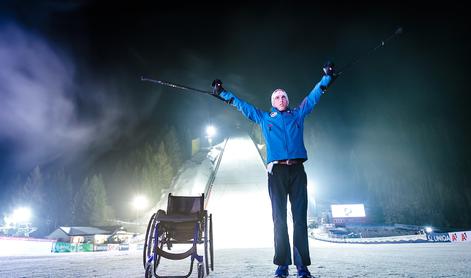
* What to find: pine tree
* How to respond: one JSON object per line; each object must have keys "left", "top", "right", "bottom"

{"left": 140, "top": 143, "right": 160, "bottom": 204}
{"left": 156, "top": 141, "right": 174, "bottom": 195}
{"left": 43, "top": 168, "right": 74, "bottom": 230}
{"left": 58, "top": 173, "right": 74, "bottom": 226}
{"left": 73, "top": 174, "right": 108, "bottom": 226}
{"left": 164, "top": 126, "right": 184, "bottom": 172}
{"left": 16, "top": 166, "right": 46, "bottom": 227}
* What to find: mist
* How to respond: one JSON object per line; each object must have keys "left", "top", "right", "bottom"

{"left": 0, "top": 23, "right": 131, "bottom": 174}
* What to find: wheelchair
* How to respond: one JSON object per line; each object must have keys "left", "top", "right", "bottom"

{"left": 143, "top": 193, "right": 214, "bottom": 278}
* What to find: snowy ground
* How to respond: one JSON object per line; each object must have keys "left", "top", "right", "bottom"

{"left": 3, "top": 133, "right": 469, "bottom": 277}
{"left": 1, "top": 239, "right": 470, "bottom": 277}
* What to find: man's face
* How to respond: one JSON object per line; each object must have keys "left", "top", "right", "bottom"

{"left": 272, "top": 90, "right": 288, "bottom": 111}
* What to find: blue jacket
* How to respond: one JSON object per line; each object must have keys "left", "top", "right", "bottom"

{"left": 220, "top": 75, "right": 332, "bottom": 163}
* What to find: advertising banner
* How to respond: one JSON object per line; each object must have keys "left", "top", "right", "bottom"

{"left": 53, "top": 242, "right": 74, "bottom": 252}
{"left": 94, "top": 244, "right": 109, "bottom": 252}
{"left": 77, "top": 243, "right": 93, "bottom": 252}
{"left": 107, "top": 244, "right": 120, "bottom": 251}
{"left": 426, "top": 232, "right": 451, "bottom": 242}
{"left": 52, "top": 242, "right": 93, "bottom": 252}
{"left": 449, "top": 231, "right": 470, "bottom": 243}
{"left": 331, "top": 204, "right": 366, "bottom": 218}
{"left": 119, "top": 244, "right": 129, "bottom": 251}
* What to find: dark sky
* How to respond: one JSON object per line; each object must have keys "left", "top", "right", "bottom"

{"left": 0, "top": 1, "right": 470, "bottom": 207}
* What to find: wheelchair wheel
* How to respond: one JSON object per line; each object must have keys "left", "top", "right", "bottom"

{"left": 197, "top": 263, "right": 205, "bottom": 278}
{"left": 143, "top": 213, "right": 157, "bottom": 268}
{"left": 145, "top": 263, "right": 153, "bottom": 278}
{"left": 204, "top": 212, "right": 209, "bottom": 275}
{"left": 209, "top": 213, "right": 214, "bottom": 271}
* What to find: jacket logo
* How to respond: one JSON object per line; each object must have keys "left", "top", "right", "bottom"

{"left": 270, "top": 112, "right": 277, "bottom": 117}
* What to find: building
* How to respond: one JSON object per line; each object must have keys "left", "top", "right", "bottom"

{"left": 46, "top": 226, "right": 126, "bottom": 244}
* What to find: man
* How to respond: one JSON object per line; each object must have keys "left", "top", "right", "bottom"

{"left": 212, "top": 62, "right": 336, "bottom": 278}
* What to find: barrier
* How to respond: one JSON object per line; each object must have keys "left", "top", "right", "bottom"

{"left": 312, "top": 229, "right": 471, "bottom": 244}
{"left": 312, "top": 233, "right": 429, "bottom": 244}
{"left": 1, "top": 236, "right": 144, "bottom": 256}
{"left": 52, "top": 242, "right": 93, "bottom": 253}
{"left": 94, "top": 244, "right": 109, "bottom": 252}
{"left": 449, "top": 231, "right": 470, "bottom": 243}
{"left": 426, "top": 232, "right": 451, "bottom": 243}
{"left": 0, "top": 236, "right": 56, "bottom": 256}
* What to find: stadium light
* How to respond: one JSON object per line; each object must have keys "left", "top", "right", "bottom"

{"left": 8, "top": 207, "right": 32, "bottom": 224}
{"left": 206, "top": 125, "right": 216, "bottom": 138}
{"left": 132, "top": 195, "right": 148, "bottom": 211}
{"left": 206, "top": 125, "right": 217, "bottom": 147}
{"left": 132, "top": 195, "right": 148, "bottom": 224}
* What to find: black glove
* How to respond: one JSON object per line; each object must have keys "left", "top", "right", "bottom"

{"left": 211, "top": 79, "right": 224, "bottom": 95}
{"left": 323, "top": 61, "right": 335, "bottom": 76}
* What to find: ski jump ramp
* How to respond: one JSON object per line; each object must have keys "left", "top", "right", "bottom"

{"left": 206, "top": 133, "right": 274, "bottom": 249}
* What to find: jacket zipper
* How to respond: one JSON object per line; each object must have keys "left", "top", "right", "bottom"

{"left": 281, "top": 112, "right": 289, "bottom": 154}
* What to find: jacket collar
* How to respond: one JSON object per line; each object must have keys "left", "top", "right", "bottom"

{"left": 271, "top": 107, "right": 290, "bottom": 113}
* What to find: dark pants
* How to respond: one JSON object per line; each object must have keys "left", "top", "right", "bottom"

{"left": 268, "top": 164, "right": 310, "bottom": 266}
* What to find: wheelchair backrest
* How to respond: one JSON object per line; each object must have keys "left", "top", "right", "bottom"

{"left": 167, "top": 193, "right": 204, "bottom": 216}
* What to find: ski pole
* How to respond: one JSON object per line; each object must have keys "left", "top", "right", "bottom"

{"left": 141, "top": 76, "right": 229, "bottom": 103}
{"left": 336, "top": 27, "right": 403, "bottom": 76}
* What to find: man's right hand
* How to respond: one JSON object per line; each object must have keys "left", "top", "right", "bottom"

{"left": 211, "top": 79, "right": 224, "bottom": 95}
{"left": 323, "top": 61, "right": 335, "bottom": 76}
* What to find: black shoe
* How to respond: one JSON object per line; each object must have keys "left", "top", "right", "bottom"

{"left": 297, "top": 266, "right": 312, "bottom": 278}
{"left": 274, "top": 265, "right": 289, "bottom": 278}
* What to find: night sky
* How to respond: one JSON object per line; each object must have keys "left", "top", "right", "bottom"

{"left": 1, "top": 1, "right": 470, "bottom": 222}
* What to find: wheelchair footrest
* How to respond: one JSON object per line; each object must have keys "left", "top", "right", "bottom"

{"left": 155, "top": 245, "right": 196, "bottom": 260}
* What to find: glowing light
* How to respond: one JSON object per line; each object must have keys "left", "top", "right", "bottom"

{"left": 132, "top": 195, "right": 148, "bottom": 211}
{"left": 8, "top": 207, "right": 32, "bottom": 224}
{"left": 307, "top": 179, "right": 317, "bottom": 217}
{"left": 331, "top": 204, "right": 366, "bottom": 218}
{"left": 206, "top": 191, "right": 274, "bottom": 249}
{"left": 205, "top": 135, "right": 277, "bottom": 249}
{"left": 206, "top": 125, "right": 216, "bottom": 138}
{"left": 425, "top": 226, "right": 433, "bottom": 233}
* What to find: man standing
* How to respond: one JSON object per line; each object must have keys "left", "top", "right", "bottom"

{"left": 212, "top": 63, "right": 336, "bottom": 278}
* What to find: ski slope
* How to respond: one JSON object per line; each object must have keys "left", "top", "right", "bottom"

{"left": 205, "top": 133, "right": 274, "bottom": 249}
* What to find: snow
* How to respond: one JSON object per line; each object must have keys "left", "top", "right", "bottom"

{"left": 1, "top": 240, "right": 471, "bottom": 277}
{"left": 206, "top": 134, "right": 274, "bottom": 249}
{"left": 140, "top": 143, "right": 219, "bottom": 222}
{"left": 0, "top": 237, "right": 55, "bottom": 256}
{"left": 2, "top": 132, "right": 471, "bottom": 277}
{"left": 144, "top": 133, "right": 276, "bottom": 249}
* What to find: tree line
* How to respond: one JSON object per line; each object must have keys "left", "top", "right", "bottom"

{"left": 7, "top": 126, "right": 186, "bottom": 235}
{"left": 304, "top": 112, "right": 471, "bottom": 230}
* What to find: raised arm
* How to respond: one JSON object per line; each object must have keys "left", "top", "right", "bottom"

{"left": 298, "top": 62, "right": 337, "bottom": 116}
{"left": 212, "top": 79, "right": 264, "bottom": 124}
